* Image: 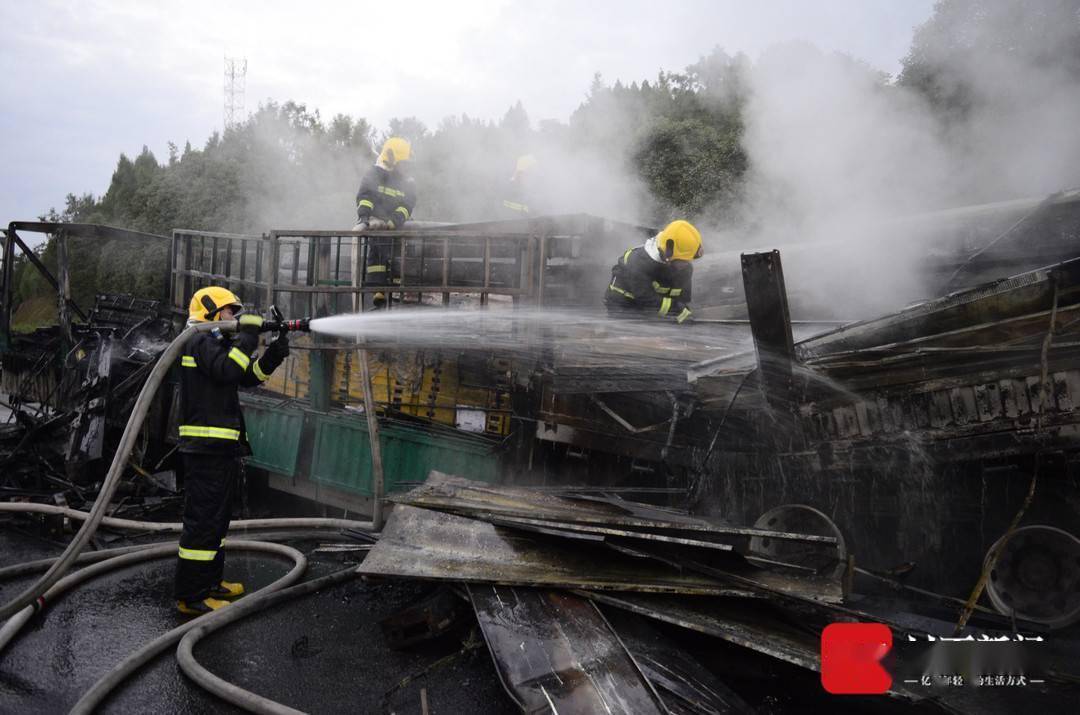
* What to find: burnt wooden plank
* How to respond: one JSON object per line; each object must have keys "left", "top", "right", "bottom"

{"left": 915, "top": 393, "right": 932, "bottom": 428}
{"left": 1053, "top": 371, "right": 1072, "bottom": 412}
{"left": 929, "top": 390, "right": 953, "bottom": 428}
{"left": 949, "top": 386, "right": 977, "bottom": 426}
{"left": 1025, "top": 375, "right": 1044, "bottom": 415}
{"left": 1000, "top": 379, "right": 1021, "bottom": 418}
{"left": 883, "top": 396, "right": 905, "bottom": 434}
{"left": 972, "top": 382, "right": 1005, "bottom": 422}
{"left": 815, "top": 411, "right": 835, "bottom": 441}
{"left": 1067, "top": 371, "right": 1080, "bottom": 412}
{"left": 833, "top": 406, "right": 860, "bottom": 438}
{"left": 862, "top": 400, "right": 882, "bottom": 435}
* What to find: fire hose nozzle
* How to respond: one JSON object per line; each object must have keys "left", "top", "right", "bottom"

{"left": 282, "top": 317, "right": 311, "bottom": 332}
{"left": 260, "top": 305, "right": 312, "bottom": 333}
{"left": 259, "top": 317, "right": 311, "bottom": 333}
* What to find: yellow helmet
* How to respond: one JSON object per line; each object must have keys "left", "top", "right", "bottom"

{"left": 658, "top": 220, "right": 703, "bottom": 262}
{"left": 378, "top": 137, "right": 412, "bottom": 167}
{"left": 189, "top": 286, "right": 242, "bottom": 323}
{"left": 514, "top": 154, "right": 537, "bottom": 175}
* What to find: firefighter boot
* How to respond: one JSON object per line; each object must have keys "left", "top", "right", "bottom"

{"left": 209, "top": 580, "right": 245, "bottom": 599}
{"left": 176, "top": 597, "right": 230, "bottom": 616}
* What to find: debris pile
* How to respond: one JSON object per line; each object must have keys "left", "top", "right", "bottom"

{"left": 358, "top": 473, "right": 1080, "bottom": 712}
{"left": 359, "top": 473, "right": 884, "bottom": 710}
{"left": 1, "top": 294, "right": 178, "bottom": 524}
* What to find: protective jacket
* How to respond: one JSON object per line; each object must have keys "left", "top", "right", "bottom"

{"left": 502, "top": 180, "right": 531, "bottom": 217}
{"left": 178, "top": 329, "right": 286, "bottom": 455}
{"left": 604, "top": 245, "right": 694, "bottom": 323}
{"left": 355, "top": 164, "right": 417, "bottom": 228}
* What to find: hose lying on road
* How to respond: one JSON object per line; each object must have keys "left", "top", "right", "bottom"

{"left": 0, "top": 543, "right": 155, "bottom": 582}
{"left": 0, "top": 527, "right": 369, "bottom": 582}
{"left": 0, "top": 543, "right": 177, "bottom": 654}
{"left": 69, "top": 540, "right": 307, "bottom": 715}
{"left": 0, "top": 502, "right": 375, "bottom": 534}
{"left": 0, "top": 318, "right": 377, "bottom": 623}
{"left": 176, "top": 566, "right": 360, "bottom": 715}
{"left": 0, "top": 321, "right": 226, "bottom": 621}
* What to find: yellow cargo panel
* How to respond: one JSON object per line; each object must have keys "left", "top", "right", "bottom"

{"left": 260, "top": 335, "right": 510, "bottom": 436}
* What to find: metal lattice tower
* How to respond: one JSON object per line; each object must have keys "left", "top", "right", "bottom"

{"left": 223, "top": 56, "right": 248, "bottom": 130}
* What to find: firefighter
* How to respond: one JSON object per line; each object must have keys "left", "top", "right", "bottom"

{"left": 502, "top": 154, "right": 537, "bottom": 218}
{"left": 174, "top": 286, "right": 289, "bottom": 615}
{"left": 353, "top": 137, "right": 417, "bottom": 308}
{"left": 604, "top": 220, "right": 703, "bottom": 324}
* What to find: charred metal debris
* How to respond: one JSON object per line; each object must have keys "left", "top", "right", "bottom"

{"left": 1, "top": 227, "right": 178, "bottom": 522}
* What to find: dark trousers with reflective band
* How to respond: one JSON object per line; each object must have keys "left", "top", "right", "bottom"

{"left": 365, "top": 236, "right": 393, "bottom": 288}
{"left": 174, "top": 452, "right": 237, "bottom": 601}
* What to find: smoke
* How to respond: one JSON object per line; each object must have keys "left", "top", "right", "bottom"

{"left": 409, "top": 107, "right": 650, "bottom": 230}
{"left": 236, "top": 100, "right": 650, "bottom": 249}
{"left": 240, "top": 106, "right": 374, "bottom": 232}
{"left": 234, "top": 3, "right": 1080, "bottom": 321}
{"left": 729, "top": 43, "right": 953, "bottom": 316}
{"left": 730, "top": 4, "right": 1080, "bottom": 318}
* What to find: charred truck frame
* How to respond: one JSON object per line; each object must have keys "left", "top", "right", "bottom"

{"left": 3, "top": 194, "right": 1080, "bottom": 631}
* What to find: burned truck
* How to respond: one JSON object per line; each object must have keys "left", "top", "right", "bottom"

{"left": 3, "top": 191, "right": 1080, "bottom": 637}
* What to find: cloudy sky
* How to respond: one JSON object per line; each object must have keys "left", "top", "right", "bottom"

{"left": 0, "top": 0, "right": 935, "bottom": 225}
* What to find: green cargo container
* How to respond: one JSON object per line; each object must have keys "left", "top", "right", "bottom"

{"left": 242, "top": 397, "right": 305, "bottom": 477}
{"left": 309, "top": 412, "right": 499, "bottom": 494}
{"left": 241, "top": 393, "right": 500, "bottom": 497}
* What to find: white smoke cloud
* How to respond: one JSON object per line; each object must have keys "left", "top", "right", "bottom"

{"left": 728, "top": 13, "right": 1080, "bottom": 318}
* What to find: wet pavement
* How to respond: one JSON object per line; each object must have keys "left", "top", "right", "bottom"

{"left": 4, "top": 508, "right": 1077, "bottom": 714}
{"left": 0, "top": 530, "right": 514, "bottom": 714}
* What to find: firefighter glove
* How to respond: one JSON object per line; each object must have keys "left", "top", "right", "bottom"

{"left": 268, "top": 332, "right": 290, "bottom": 359}
{"left": 237, "top": 314, "right": 263, "bottom": 334}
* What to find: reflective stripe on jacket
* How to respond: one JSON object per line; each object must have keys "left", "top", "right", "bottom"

{"left": 178, "top": 330, "right": 285, "bottom": 455}
{"left": 603, "top": 245, "right": 694, "bottom": 323}
{"left": 355, "top": 164, "right": 417, "bottom": 227}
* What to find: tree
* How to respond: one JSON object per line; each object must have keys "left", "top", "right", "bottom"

{"left": 899, "top": 0, "right": 1080, "bottom": 123}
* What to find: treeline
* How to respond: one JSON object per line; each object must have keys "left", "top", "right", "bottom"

{"left": 11, "top": 0, "right": 1079, "bottom": 318}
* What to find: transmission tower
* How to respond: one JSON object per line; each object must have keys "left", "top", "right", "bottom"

{"left": 224, "top": 56, "right": 248, "bottom": 130}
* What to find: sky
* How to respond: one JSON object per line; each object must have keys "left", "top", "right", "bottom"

{"left": 0, "top": 0, "right": 936, "bottom": 226}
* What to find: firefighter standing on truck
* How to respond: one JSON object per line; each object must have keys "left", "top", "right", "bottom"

{"left": 353, "top": 136, "right": 417, "bottom": 309}
{"left": 604, "top": 219, "right": 703, "bottom": 324}
{"left": 502, "top": 154, "right": 537, "bottom": 218}
{"left": 174, "top": 286, "right": 289, "bottom": 615}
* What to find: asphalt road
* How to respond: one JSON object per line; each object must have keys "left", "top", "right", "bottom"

{"left": 0, "top": 530, "right": 515, "bottom": 714}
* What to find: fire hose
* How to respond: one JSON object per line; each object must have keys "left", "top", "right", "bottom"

{"left": 69, "top": 540, "right": 308, "bottom": 714}
{"left": 0, "top": 310, "right": 314, "bottom": 622}
{"left": 0, "top": 540, "right": 305, "bottom": 657}
{"left": 0, "top": 501, "right": 374, "bottom": 534}
{"left": 175, "top": 566, "right": 361, "bottom": 715}
{"left": 0, "top": 308, "right": 385, "bottom": 713}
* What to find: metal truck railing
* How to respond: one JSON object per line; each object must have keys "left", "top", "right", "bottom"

{"left": 168, "top": 215, "right": 643, "bottom": 321}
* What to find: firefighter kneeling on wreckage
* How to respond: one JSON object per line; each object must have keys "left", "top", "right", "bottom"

{"left": 174, "top": 286, "right": 289, "bottom": 615}
{"left": 352, "top": 136, "right": 418, "bottom": 309}
{"left": 604, "top": 219, "right": 703, "bottom": 324}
